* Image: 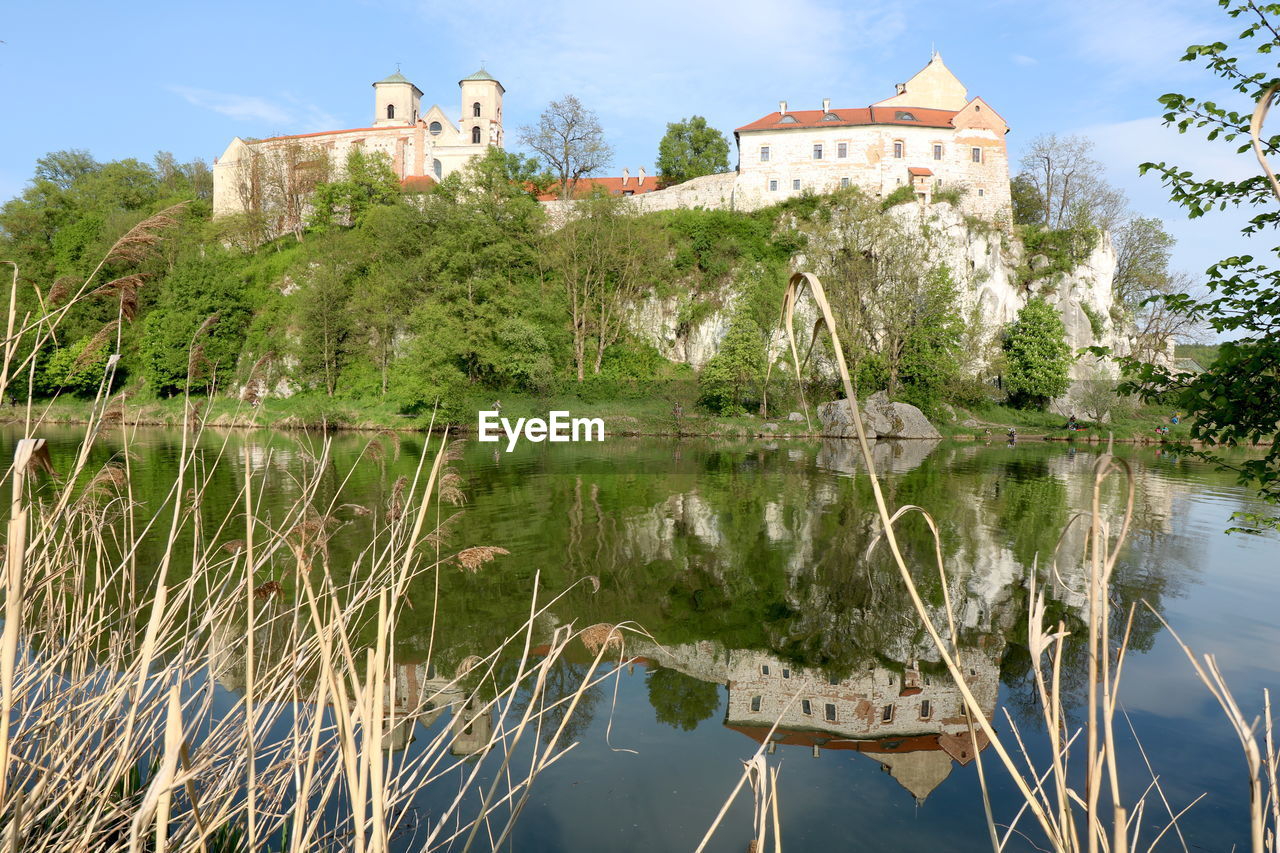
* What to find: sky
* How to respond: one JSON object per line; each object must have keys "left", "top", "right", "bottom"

{"left": 0, "top": 0, "right": 1265, "bottom": 277}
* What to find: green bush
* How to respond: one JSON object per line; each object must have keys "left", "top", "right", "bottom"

{"left": 880, "top": 185, "right": 917, "bottom": 211}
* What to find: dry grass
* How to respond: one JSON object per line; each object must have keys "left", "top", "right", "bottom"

{"left": 0, "top": 230, "right": 627, "bottom": 852}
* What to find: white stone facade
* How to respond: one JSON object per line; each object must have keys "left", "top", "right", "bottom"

{"left": 212, "top": 69, "right": 504, "bottom": 220}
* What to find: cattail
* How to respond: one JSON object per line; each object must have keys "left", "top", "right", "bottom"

{"left": 438, "top": 469, "right": 466, "bottom": 506}
{"left": 92, "top": 273, "right": 147, "bottom": 321}
{"left": 72, "top": 322, "right": 118, "bottom": 371}
{"left": 253, "top": 581, "right": 283, "bottom": 601}
{"left": 454, "top": 545, "right": 509, "bottom": 573}
{"left": 388, "top": 475, "right": 408, "bottom": 521}
{"left": 48, "top": 276, "right": 77, "bottom": 306}
{"left": 104, "top": 202, "right": 188, "bottom": 265}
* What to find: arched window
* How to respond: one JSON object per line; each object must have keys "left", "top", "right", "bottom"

{"left": 472, "top": 101, "right": 481, "bottom": 117}
{"left": 432, "top": 159, "right": 442, "bottom": 179}
{"left": 386, "top": 104, "right": 395, "bottom": 120}
{"left": 471, "top": 126, "right": 481, "bottom": 144}
{"left": 428, "top": 121, "right": 442, "bottom": 136}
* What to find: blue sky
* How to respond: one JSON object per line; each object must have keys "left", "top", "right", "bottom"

{"left": 0, "top": 0, "right": 1262, "bottom": 276}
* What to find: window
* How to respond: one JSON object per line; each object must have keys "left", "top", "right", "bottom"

{"left": 782, "top": 668, "right": 791, "bottom": 679}
{"left": 780, "top": 114, "right": 798, "bottom": 124}
{"left": 768, "top": 179, "right": 778, "bottom": 191}
{"left": 813, "top": 144, "right": 823, "bottom": 160}
{"left": 801, "top": 699, "right": 813, "bottom": 715}
{"left": 792, "top": 179, "right": 801, "bottom": 190}
{"left": 622, "top": 190, "right": 634, "bottom": 196}
{"left": 432, "top": 158, "right": 442, "bottom": 179}
{"left": 933, "top": 144, "right": 942, "bottom": 161}
{"left": 978, "top": 188, "right": 985, "bottom": 197}
{"left": 822, "top": 112, "right": 841, "bottom": 121}
{"left": 386, "top": 104, "right": 396, "bottom": 120}
{"left": 761, "top": 664, "right": 770, "bottom": 676}
{"left": 828, "top": 675, "right": 839, "bottom": 686}
{"left": 893, "top": 141, "right": 903, "bottom": 159}
{"left": 881, "top": 704, "right": 895, "bottom": 723}
{"left": 837, "top": 142, "right": 848, "bottom": 158}
{"left": 472, "top": 101, "right": 481, "bottom": 117}
{"left": 972, "top": 147, "right": 982, "bottom": 163}
{"left": 895, "top": 110, "right": 917, "bottom": 121}
{"left": 825, "top": 703, "right": 837, "bottom": 722}
{"left": 472, "top": 126, "right": 482, "bottom": 144}
{"left": 920, "top": 700, "right": 932, "bottom": 719}
{"left": 840, "top": 177, "right": 850, "bottom": 188}
{"left": 760, "top": 145, "right": 770, "bottom": 162}
{"left": 751, "top": 695, "right": 762, "bottom": 713}
{"left": 429, "top": 121, "right": 442, "bottom": 136}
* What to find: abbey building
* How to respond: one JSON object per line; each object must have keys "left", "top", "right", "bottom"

{"left": 211, "top": 54, "right": 1011, "bottom": 224}
{"left": 211, "top": 69, "right": 504, "bottom": 219}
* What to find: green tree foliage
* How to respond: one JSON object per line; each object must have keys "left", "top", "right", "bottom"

{"left": 645, "top": 667, "right": 720, "bottom": 732}
{"left": 656, "top": 116, "right": 730, "bottom": 186}
{"left": 1002, "top": 298, "right": 1072, "bottom": 409}
{"left": 698, "top": 316, "right": 766, "bottom": 415}
{"left": 310, "top": 148, "right": 401, "bottom": 229}
{"left": 36, "top": 334, "right": 113, "bottom": 397}
{"left": 140, "top": 253, "right": 253, "bottom": 396}
{"left": 1108, "top": 1, "right": 1280, "bottom": 528}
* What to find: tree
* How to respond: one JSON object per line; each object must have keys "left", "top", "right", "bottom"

{"left": 1111, "top": 215, "right": 1176, "bottom": 307}
{"left": 797, "top": 190, "right": 963, "bottom": 401}
{"left": 542, "top": 191, "right": 660, "bottom": 380}
{"left": 140, "top": 254, "right": 252, "bottom": 396}
{"left": 310, "top": 148, "right": 400, "bottom": 230}
{"left": 1015, "top": 134, "right": 1127, "bottom": 231}
{"left": 1108, "top": 1, "right": 1280, "bottom": 528}
{"left": 296, "top": 264, "right": 354, "bottom": 396}
{"left": 656, "top": 116, "right": 730, "bottom": 186}
{"left": 518, "top": 95, "right": 613, "bottom": 199}
{"left": 698, "top": 315, "right": 766, "bottom": 415}
{"left": 1002, "top": 298, "right": 1072, "bottom": 409}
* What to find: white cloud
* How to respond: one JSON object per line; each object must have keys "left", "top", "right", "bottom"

{"left": 169, "top": 86, "right": 340, "bottom": 133}
{"left": 1011, "top": 54, "right": 1037, "bottom": 66}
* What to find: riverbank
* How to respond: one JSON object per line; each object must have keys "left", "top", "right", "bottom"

{"left": 6, "top": 392, "right": 1202, "bottom": 445}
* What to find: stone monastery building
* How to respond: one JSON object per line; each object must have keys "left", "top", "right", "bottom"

{"left": 730, "top": 52, "right": 1011, "bottom": 219}
{"left": 212, "top": 68, "right": 505, "bottom": 217}
{"left": 211, "top": 54, "right": 1010, "bottom": 221}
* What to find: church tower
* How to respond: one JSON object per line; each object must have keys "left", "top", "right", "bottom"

{"left": 373, "top": 71, "right": 422, "bottom": 126}
{"left": 458, "top": 68, "right": 504, "bottom": 147}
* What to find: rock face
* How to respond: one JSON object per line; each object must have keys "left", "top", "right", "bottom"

{"left": 817, "top": 392, "right": 941, "bottom": 440}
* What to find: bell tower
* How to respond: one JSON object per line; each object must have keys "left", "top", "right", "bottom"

{"left": 458, "top": 68, "right": 505, "bottom": 147}
{"left": 373, "top": 71, "right": 422, "bottom": 126}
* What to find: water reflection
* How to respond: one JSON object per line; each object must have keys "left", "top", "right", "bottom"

{"left": 9, "top": 426, "right": 1270, "bottom": 850}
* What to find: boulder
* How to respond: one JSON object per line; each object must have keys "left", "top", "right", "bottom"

{"left": 761, "top": 422, "right": 779, "bottom": 433}
{"left": 787, "top": 412, "right": 805, "bottom": 422}
{"left": 817, "top": 391, "right": 941, "bottom": 440}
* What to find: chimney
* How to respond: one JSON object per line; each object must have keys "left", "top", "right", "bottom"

{"left": 779, "top": 100, "right": 788, "bottom": 116}
{"left": 822, "top": 98, "right": 830, "bottom": 113}
{"left": 638, "top": 166, "right": 646, "bottom": 186}
{"left": 621, "top": 167, "right": 630, "bottom": 186}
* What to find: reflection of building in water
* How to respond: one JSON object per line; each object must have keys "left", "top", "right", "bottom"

{"left": 208, "top": 621, "right": 489, "bottom": 754}
{"left": 634, "top": 638, "right": 998, "bottom": 803}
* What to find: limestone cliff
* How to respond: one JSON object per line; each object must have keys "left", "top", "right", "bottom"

{"left": 625, "top": 200, "right": 1137, "bottom": 384}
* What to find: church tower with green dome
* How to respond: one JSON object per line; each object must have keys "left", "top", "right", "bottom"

{"left": 459, "top": 67, "right": 504, "bottom": 147}
{"left": 372, "top": 70, "right": 422, "bottom": 126}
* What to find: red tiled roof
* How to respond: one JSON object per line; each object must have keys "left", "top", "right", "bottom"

{"left": 735, "top": 106, "right": 959, "bottom": 133}
{"left": 401, "top": 175, "right": 438, "bottom": 192}
{"left": 907, "top": 167, "right": 933, "bottom": 177}
{"left": 257, "top": 125, "right": 390, "bottom": 143}
{"left": 726, "top": 723, "right": 992, "bottom": 759}
{"left": 535, "top": 176, "right": 664, "bottom": 201}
